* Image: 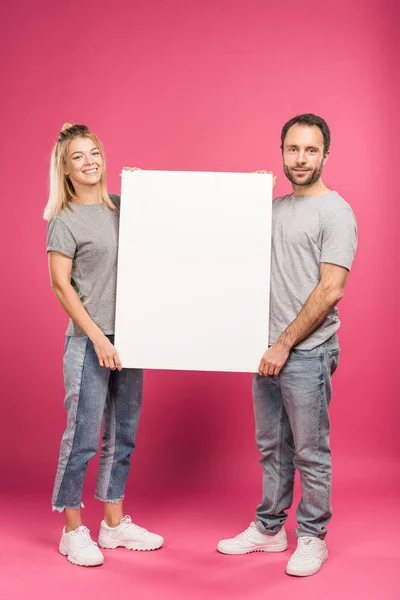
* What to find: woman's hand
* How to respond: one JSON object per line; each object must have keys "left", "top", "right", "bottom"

{"left": 254, "top": 170, "right": 277, "bottom": 189}
{"left": 92, "top": 334, "right": 122, "bottom": 371}
{"left": 120, "top": 166, "right": 141, "bottom": 177}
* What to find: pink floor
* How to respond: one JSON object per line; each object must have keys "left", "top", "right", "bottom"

{"left": 1, "top": 478, "right": 399, "bottom": 600}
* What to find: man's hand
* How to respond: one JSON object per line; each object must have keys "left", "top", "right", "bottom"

{"left": 254, "top": 170, "right": 277, "bottom": 189}
{"left": 258, "top": 341, "right": 290, "bottom": 376}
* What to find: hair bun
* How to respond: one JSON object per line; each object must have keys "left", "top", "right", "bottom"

{"left": 62, "top": 121, "right": 75, "bottom": 132}
{"left": 58, "top": 122, "right": 90, "bottom": 141}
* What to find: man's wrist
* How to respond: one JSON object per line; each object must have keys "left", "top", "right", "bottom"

{"left": 276, "top": 333, "right": 295, "bottom": 352}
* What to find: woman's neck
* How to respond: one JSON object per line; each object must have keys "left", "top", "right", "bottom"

{"left": 72, "top": 184, "right": 103, "bottom": 205}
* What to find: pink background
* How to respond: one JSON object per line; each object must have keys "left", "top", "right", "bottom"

{"left": 1, "top": 1, "right": 399, "bottom": 598}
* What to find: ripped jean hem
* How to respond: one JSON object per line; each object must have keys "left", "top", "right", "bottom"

{"left": 94, "top": 494, "right": 124, "bottom": 504}
{"left": 52, "top": 502, "right": 85, "bottom": 513}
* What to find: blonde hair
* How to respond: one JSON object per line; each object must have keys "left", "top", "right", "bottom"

{"left": 43, "top": 122, "right": 116, "bottom": 220}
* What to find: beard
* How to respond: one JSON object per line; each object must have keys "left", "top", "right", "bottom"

{"left": 284, "top": 160, "right": 324, "bottom": 187}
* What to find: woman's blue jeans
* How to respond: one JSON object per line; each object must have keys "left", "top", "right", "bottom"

{"left": 52, "top": 335, "right": 143, "bottom": 511}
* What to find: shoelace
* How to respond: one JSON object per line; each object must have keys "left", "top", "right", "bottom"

{"left": 71, "top": 526, "right": 97, "bottom": 548}
{"left": 235, "top": 523, "right": 258, "bottom": 540}
{"left": 120, "top": 516, "right": 148, "bottom": 534}
{"left": 295, "top": 537, "right": 318, "bottom": 558}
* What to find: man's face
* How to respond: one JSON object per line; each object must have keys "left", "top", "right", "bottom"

{"left": 282, "top": 124, "right": 328, "bottom": 187}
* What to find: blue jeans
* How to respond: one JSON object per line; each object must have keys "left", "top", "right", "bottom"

{"left": 253, "top": 335, "right": 340, "bottom": 539}
{"left": 52, "top": 335, "right": 143, "bottom": 511}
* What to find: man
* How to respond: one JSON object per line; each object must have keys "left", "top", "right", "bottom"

{"left": 217, "top": 114, "right": 357, "bottom": 577}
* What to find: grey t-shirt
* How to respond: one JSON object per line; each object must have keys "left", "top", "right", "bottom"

{"left": 46, "top": 195, "right": 120, "bottom": 336}
{"left": 269, "top": 191, "right": 357, "bottom": 349}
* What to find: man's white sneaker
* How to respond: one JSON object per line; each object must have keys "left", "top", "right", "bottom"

{"left": 59, "top": 526, "right": 104, "bottom": 567}
{"left": 286, "top": 536, "right": 328, "bottom": 576}
{"left": 217, "top": 522, "right": 288, "bottom": 555}
{"left": 98, "top": 516, "right": 164, "bottom": 551}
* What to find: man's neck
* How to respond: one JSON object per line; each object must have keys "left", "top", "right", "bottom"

{"left": 292, "top": 179, "right": 330, "bottom": 199}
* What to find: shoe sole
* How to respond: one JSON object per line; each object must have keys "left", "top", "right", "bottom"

{"left": 285, "top": 552, "right": 328, "bottom": 577}
{"left": 59, "top": 542, "right": 104, "bottom": 567}
{"left": 98, "top": 537, "right": 163, "bottom": 551}
{"left": 217, "top": 541, "right": 288, "bottom": 555}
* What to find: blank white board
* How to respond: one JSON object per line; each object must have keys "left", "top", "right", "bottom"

{"left": 115, "top": 170, "right": 272, "bottom": 372}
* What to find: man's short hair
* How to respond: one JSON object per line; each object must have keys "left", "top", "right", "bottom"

{"left": 281, "top": 113, "right": 331, "bottom": 155}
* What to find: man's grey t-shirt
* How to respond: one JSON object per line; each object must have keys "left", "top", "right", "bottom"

{"left": 46, "top": 195, "right": 120, "bottom": 337}
{"left": 269, "top": 191, "right": 357, "bottom": 350}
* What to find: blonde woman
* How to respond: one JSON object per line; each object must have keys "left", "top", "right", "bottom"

{"left": 44, "top": 122, "right": 163, "bottom": 567}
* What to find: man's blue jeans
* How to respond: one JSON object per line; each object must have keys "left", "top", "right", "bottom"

{"left": 253, "top": 334, "right": 340, "bottom": 539}
{"left": 52, "top": 335, "right": 143, "bottom": 511}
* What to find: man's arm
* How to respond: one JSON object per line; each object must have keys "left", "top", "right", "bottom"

{"left": 258, "top": 262, "right": 349, "bottom": 376}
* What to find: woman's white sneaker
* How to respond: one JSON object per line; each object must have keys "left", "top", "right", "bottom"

{"left": 286, "top": 536, "right": 328, "bottom": 576}
{"left": 217, "top": 522, "right": 288, "bottom": 555}
{"left": 98, "top": 516, "right": 164, "bottom": 551}
{"left": 59, "top": 526, "right": 104, "bottom": 567}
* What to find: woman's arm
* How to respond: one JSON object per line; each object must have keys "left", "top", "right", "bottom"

{"left": 48, "top": 251, "right": 122, "bottom": 370}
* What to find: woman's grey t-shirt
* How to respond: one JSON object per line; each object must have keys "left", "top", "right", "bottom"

{"left": 46, "top": 195, "right": 120, "bottom": 336}
{"left": 269, "top": 191, "right": 358, "bottom": 350}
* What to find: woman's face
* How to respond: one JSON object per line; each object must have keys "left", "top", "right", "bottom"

{"left": 64, "top": 136, "right": 103, "bottom": 190}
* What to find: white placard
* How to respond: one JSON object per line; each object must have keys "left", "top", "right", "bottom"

{"left": 115, "top": 170, "right": 272, "bottom": 372}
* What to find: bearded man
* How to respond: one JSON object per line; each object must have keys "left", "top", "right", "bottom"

{"left": 217, "top": 114, "right": 358, "bottom": 577}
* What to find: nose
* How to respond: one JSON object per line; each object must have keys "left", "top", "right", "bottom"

{"left": 297, "top": 149, "right": 306, "bottom": 164}
{"left": 84, "top": 154, "right": 95, "bottom": 166}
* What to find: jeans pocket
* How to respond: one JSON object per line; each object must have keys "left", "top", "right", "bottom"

{"left": 291, "top": 348, "right": 319, "bottom": 360}
{"left": 64, "top": 336, "right": 71, "bottom": 354}
{"left": 328, "top": 349, "right": 340, "bottom": 375}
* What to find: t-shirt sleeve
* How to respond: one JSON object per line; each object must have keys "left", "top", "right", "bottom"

{"left": 46, "top": 217, "right": 77, "bottom": 258}
{"left": 320, "top": 208, "right": 358, "bottom": 270}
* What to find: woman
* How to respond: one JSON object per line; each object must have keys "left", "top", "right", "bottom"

{"left": 44, "top": 122, "right": 163, "bottom": 567}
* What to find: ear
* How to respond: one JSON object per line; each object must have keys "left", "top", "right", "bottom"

{"left": 322, "top": 150, "right": 330, "bottom": 166}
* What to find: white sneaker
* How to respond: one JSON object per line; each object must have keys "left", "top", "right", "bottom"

{"left": 59, "top": 526, "right": 104, "bottom": 567}
{"left": 217, "top": 522, "right": 288, "bottom": 555}
{"left": 286, "top": 536, "right": 328, "bottom": 576}
{"left": 98, "top": 515, "right": 164, "bottom": 551}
